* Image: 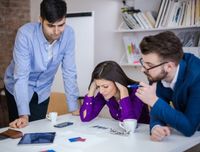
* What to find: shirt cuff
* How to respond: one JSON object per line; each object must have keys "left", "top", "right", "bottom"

{"left": 67, "top": 100, "right": 79, "bottom": 112}
{"left": 18, "top": 104, "right": 30, "bottom": 116}
{"left": 151, "top": 125, "right": 161, "bottom": 134}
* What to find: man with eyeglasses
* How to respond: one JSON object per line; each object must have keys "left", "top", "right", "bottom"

{"left": 135, "top": 31, "right": 200, "bottom": 141}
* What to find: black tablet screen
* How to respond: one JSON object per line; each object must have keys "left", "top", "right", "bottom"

{"left": 18, "top": 132, "right": 56, "bottom": 145}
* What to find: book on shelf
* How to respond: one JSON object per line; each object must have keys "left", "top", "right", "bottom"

{"left": 155, "top": 0, "right": 167, "bottom": 28}
{"left": 195, "top": 0, "right": 200, "bottom": 25}
{"left": 140, "top": 12, "right": 154, "bottom": 28}
{"left": 158, "top": 0, "right": 170, "bottom": 27}
{"left": 121, "top": 12, "right": 136, "bottom": 29}
{"left": 144, "top": 11, "right": 156, "bottom": 27}
{"left": 178, "top": 2, "right": 186, "bottom": 26}
{"left": 122, "top": 36, "right": 140, "bottom": 64}
{"left": 177, "top": 31, "right": 200, "bottom": 47}
{"left": 162, "top": 0, "right": 174, "bottom": 27}
{"left": 191, "top": 0, "right": 195, "bottom": 25}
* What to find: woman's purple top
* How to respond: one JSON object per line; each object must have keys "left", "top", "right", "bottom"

{"left": 80, "top": 88, "right": 149, "bottom": 123}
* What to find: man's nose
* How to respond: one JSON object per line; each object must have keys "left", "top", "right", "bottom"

{"left": 54, "top": 27, "right": 59, "bottom": 34}
{"left": 141, "top": 67, "right": 146, "bottom": 72}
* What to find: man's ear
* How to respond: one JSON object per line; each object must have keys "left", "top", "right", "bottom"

{"left": 165, "top": 62, "right": 176, "bottom": 72}
{"left": 39, "top": 17, "right": 43, "bottom": 23}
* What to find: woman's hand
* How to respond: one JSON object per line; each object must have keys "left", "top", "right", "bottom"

{"left": 88, "top": 81, "right": 97, "bottom": 97}
{"left": 115, "top": 82, "right": 129, "bottom": 99}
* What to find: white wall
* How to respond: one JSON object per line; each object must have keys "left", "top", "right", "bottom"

{"left": 30, "top": 0, "right": 151, "bottom": 83}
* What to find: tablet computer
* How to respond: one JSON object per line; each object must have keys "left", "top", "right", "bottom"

{"left": 18, "top": 132, "right": 56, "bottom": 145}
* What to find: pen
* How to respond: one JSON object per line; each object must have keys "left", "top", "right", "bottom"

{"left": 127, "top": 84, "right": 141, "bottom": 88}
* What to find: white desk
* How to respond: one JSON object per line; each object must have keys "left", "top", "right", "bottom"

{"left": 0, "top": 114, "right": 200, "bottom": 152}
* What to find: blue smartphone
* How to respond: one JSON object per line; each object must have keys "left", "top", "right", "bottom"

{"left": 54, "top": 122, "right": 74, "bottom": 128}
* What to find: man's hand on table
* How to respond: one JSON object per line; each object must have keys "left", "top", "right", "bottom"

{"left": 9, "top": 115, "right": 29, "bottom": 128}
{"left": 71, "top": 109, "right": 80, "bottom": 116}
{"left": 150, "top": 125, "right": 171, "bottom": 141}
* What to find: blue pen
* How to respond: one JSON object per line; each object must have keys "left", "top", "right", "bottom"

{"left": 127, "top": 84, "right": 141, "bottom": 88}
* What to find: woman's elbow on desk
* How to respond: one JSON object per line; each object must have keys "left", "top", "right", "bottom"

{"left": 80, "top": 109, "right": 93, "bottom": 122}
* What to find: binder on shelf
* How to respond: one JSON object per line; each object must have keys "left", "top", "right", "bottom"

{"left": 162, "top": 0, "right": 174, "bottom": 27}
{"left": 143, "top": 11, "right": 156, "bottom": 28}
{"left": 155, "top": 0, "right": 167, "bottom": 28}
{"left": 122, "top": 36, "right": 141, "bottom": 65}
{"left": 158, "top": 0, "right": 170, "bottom": 27}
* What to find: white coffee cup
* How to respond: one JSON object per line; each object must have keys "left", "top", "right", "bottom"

{"left": 46, "top": 112, "right": 58, "bottom": 124}
{"left": 119, "top": 119, "right": 137, "bottom": 133}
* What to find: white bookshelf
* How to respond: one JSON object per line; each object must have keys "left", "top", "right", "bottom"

{"left": 118, "top": 0, "right": 200, "bottom": 66}
{"left": 117, "top": 21, "right": 200, "bottom": 32}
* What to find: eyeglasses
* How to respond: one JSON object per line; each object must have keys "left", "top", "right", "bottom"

{"left": 139, "top": 58, "right": 168, "bottom": 71}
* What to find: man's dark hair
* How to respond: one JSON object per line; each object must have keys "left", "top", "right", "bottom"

{"left": 89, "top": 61, "right": 138, "bottom": 89}
{"left": 40, "top": 0, "right": 67, "bottom": 23}
{"left": 140, "top": 31, "right": 183, "bottom": 65}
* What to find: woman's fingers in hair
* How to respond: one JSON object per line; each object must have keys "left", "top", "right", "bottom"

{"left": 88, "top": 81, "right": 97, "bottom": 97}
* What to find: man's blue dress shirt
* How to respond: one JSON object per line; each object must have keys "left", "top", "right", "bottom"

{"left": 4, "top": 22, "right": 79, "bottom": 116}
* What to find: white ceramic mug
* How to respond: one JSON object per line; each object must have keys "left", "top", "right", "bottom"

{"left": 46, "top": 112, "right": 58, "bottom": 124}
{"left": 119, "top": 119, "right": 137, "bottom": 133}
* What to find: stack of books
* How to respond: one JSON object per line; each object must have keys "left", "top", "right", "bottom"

{"left": 121, "top": 0, "right": 200, "bottom": 30}
{"left": 121, "top": 7, "right": 156, "bottom": 29}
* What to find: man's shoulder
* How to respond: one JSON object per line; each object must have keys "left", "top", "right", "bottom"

{"left": 182, "top": 53, "right": 200, "bottom": 82}
{"left": 18, "top": 22, "right": 39, "bottom": 35}
{"left": 63, "top": 24, "right": 74, "bottom": 35}
{"left": 184, "top": 53, "right": 200, "bottom": 65}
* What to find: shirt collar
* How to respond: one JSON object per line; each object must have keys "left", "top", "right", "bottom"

{"left": 161, "top": 65, "right": 180, "bottom": 90}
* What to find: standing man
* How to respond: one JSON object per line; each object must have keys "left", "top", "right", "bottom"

{"left": 136, "top": 31, "right": 200, "bottom": 141}
{"left": 4, "top": 0, "right": 79, "bottom": 128}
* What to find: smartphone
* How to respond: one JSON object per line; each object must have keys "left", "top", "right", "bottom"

{"left": 54, "top": 122, "right": 74, "bottom": 128}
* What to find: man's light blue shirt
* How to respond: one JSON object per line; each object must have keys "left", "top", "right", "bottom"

{"left": 4, "top": 22, "right": 79, "bottom": 116}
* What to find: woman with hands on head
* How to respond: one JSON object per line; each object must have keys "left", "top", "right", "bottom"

{"left": 80, "top": 61, "right": 149, "bottom": 123}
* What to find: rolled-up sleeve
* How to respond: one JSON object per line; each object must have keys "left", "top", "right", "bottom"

{"left": 62, "top": 28, "right": 79, "bottom": 112}
{"left": 13, "top": 30, "right": 31, "bottom": 115}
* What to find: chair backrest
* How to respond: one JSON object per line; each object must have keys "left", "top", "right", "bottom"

{"left": 47, "top": 92, "right": 68, "bottom": 115}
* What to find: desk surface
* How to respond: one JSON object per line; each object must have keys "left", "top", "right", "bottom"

{"left": 0, "top": 114, "right": 200, "bottom": 152}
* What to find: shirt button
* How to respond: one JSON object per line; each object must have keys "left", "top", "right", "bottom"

{"left": 86, "top": 103, "right": 89, "bottom": 105}
{"left": 120, "top": 107, "right": 122, "bottom": 109}
{"left": 90, "top": 102, "right": 92, "bottom": 105}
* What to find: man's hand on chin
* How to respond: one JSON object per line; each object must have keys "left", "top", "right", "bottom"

{"left": 9, "top": 115, "right": 29, "bottom": 129}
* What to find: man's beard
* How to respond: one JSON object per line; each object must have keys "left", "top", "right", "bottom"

{"left": 144, "top": 68, "right": 168, "bottom": 85}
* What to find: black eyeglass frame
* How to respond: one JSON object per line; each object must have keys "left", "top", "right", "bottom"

{"left": 139, "top": 58, "right": 168, "bottom": 71}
